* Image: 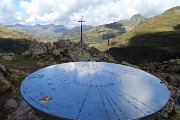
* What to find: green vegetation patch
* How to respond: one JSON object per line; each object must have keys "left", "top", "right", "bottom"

{"left": 0, "top": 109, "right": 10, "bottom": 120}
{"left": 0, "top": 83, "right": 11, "bottom": 93}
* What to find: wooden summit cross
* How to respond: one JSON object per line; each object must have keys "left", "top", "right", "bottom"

{"left": 78, "top": 16, "right": 86, "bottom": 48}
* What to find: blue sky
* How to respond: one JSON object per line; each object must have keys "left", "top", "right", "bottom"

{"left": 0, "top": 0, "right": 180, "bottom": 27}
{"left": 13, "top": 0, "right": 31, "bottom": 11}
{"left": 14, "top": 0, "right": 21, "bottom": 11}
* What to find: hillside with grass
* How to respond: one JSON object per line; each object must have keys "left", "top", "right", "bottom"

{"left": 116, "top": 6, "right": 180, "bottom": 47}
{"left": 0, "top": 25, "right": 40, "bottom": 41}
{"left": 0, "top": 25, "right": 56, "bottom": 53}
{"left": 96, "top": 6, "right": 180, "bottom": 63}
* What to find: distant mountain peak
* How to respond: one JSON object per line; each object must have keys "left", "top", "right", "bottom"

{"left": 14, "top": 23, "right": 24, "bottom": 26}
{"left": 131, "top": 14, "right": 144, "bottom": 18}
{"left": 130, "top": 14, "right": 146, "bottom": 27}
{"left": 35, "top": 24, "right": 41, "bottom": 26}
{"left": 72, "top": 25, "right": 93, "bottom": 30}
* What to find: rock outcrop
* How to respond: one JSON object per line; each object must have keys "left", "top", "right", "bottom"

{"left": 4, "top": 99, "right": 18, "bottom": 110}
{"left": 69, "top": 49, "right": 92, "bottom": 61}
{"left": 29, "top": 41, "right": 46, "bottom": 55}
{"left": 27, "top": 40, "right": 116, "bottom": 63}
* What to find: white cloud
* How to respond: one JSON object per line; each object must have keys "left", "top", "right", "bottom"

{"left": 17, "top": 0, "right": 98, "bottom": 26}
{"left": 0, "top": 0, "right": 17, "bottom": 24}
{"left": 80, "top": 0, "right": 180, "bottom": 26}
{"left": 0, "top": 0, "right": 180, "bottom": 27}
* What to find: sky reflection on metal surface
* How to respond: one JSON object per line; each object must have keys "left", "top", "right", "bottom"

{"left": 21, "top": 62, "right": 169, "bottom": 120}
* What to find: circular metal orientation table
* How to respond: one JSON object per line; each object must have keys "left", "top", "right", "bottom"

{"left": 21, "top": 62, "right": 170, "bottom": 120}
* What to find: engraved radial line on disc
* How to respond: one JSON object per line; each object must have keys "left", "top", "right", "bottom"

{"left": 109, "top": 86, "right": 156, "bottom": 111}
{"left": 97, "top": 87, "right": 110, "bottom": 120}
{"left": 107, "top": 86, "right": 147, "bottom": 115}
{"left": 100, "top": 87, "right": 121, "bottom": 120}
{"left": 102, "top": 87, "right": 128, "bottom": 120}
{"left": 76, "top": 87, "right": 91, "bottom": 120}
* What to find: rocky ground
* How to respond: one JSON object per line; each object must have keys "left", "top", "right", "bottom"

{"left": 0, "top": 40, "right": 180, "bottom": 120}
{"left": 139, "top": 59, "right": 180, "bottom": 120}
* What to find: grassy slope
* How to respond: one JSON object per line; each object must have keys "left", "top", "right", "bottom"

{"left": 0, "top": 25, "right": 57, "bottom": 53}
{"left": 96, "top": 6, "right": 180, "bottom": 52}
{"left": 85, "top": 24, "right": 117, "bottom": 38}
{"left": 117, "top": 6, "right": 180, "bottom": 45}
{"left": 0, "top": 25, "right": 39, "bottom": 41}
{"left": 0, "top": 25, "right": 56, "bottom": 43}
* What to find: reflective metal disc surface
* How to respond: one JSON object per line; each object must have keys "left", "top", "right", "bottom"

{"left": 21, "top": 62, "right": 169, "bottom": 120}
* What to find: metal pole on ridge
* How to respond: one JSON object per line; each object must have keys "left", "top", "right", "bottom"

{"left": 78, "top": 16, "right": 86, "bottom": 48}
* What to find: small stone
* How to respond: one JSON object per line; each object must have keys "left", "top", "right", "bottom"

{"left": 15, "top": 100, "right": 31, "bottom": 117}
{"left": 60, "top": 57, "right": 69, "bottom": 61}
{"left": 8, "top": 100, "right": 35, "bottom": 120}
{"left": 176, "top": 59, "right": 180, "bottom": 65}
{"left": 51, "top": 62, "right": 57, "bottom": 65}
{"left": 0, "top": 72, "right": 9, "bottom": 84}
{"left": 0, "top": 64, "right": 6, "bottom": 73}
{"left": 9, "top": 69, "right": 20, "bottom": 73}
{"left": 0, "top": 72, "right": 11, "bottom": 93}
{"left": 174, "top": 75, "right": 180, "bottom": 81}
{"left": 170, "top": 75, "right": 180, "bottom": 87}
{"left": 169, "top": 59, "right": 176, "bottom": 64}
{"left": 98, "top": 52, "right": 115, "bottom": 62}
{"left": 174, "top": 96, "right": 180, "bottom": 108}
{"left": 0, "top": 100, "right": 6, "bottom": 110}
{"left": 162, "top": 80, "right": 169, "bottom": 86}
{"left": 52, "top": 49, "right": 61, "bottom": 56}
{"left": 23, "top": 110, "right": 40, "bottom": 120}
{"left": 40, "top": 42, "right": 47, "bottom": 54}
{"left": 93, "top": 57, "right": 100, "bottom": 61}
{"left": 22, "top": 51, "right": 30, "bottom": 56}
{"left": 176, "top": 89, "right": 180, "bottom": 96}
{"left": 35, "top": 62, "right": 44, "bottom": 67}
{"left": 8, "top": 53, "right": 15, "bottom": 57}
{"left": 4, "top": 99, "right": 18, "bottom": 109}
{"left": 2, "top": 56, "right": 14, "bottom": 61}
{"left": 69, "top": 49, "right": 92, "bottom": 61}
{"left": 163, "top": 61, "right": 168, "bottom": 64}
{"left": 46, "top": 42, "right": 53, "bottom": 53}
{"left": 121, "top": 61, "right": 140, "bottom": 69}
{"left": 49, "top": 57, "right": 55, "bottom": 61}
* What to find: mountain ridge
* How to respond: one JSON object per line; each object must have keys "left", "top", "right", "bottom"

{"left": 5, "top": 14, "right": 146, "bottom": 42}
{"left": 96, "top": 6, "right": 180, "bottom": 63}
{"left": 60, "top": 14, "right": 146, "bottom": 43}
{"left": 6, "top": 24, "right": 68, "bottom": 39}
{"left": 5, "top": 24, "right": 93, "bottom": 39}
